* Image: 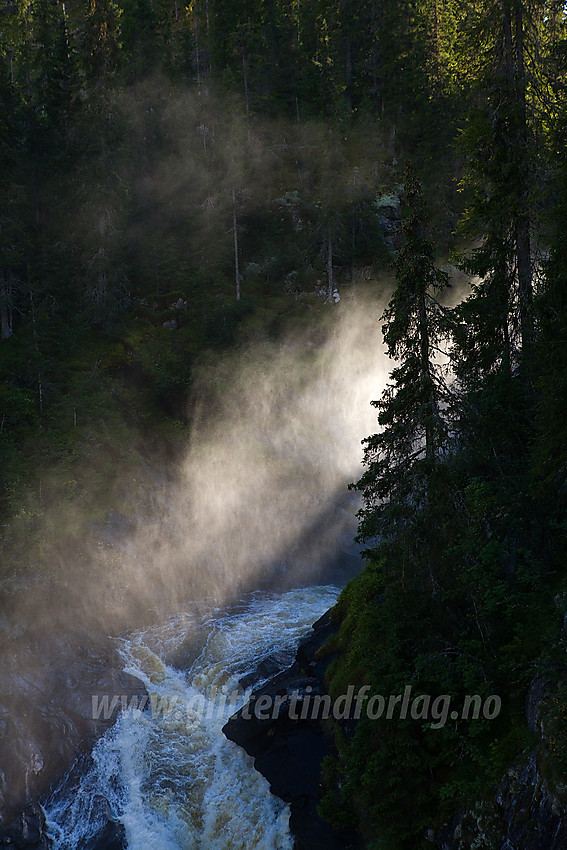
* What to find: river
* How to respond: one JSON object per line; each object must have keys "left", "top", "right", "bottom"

{"left": 44, "top": 586, "right": 340, "bottom": 849}
{"left": 42, "top": 303, "right": 387, "bottom": 847}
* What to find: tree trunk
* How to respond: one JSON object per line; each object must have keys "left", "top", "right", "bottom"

{"left": 0, "top": 274, "right": 13, "bottom": 340}
{"left": 432, "top": 0, "right": 440, "bottom": 82}
{"left": 345, "top": 35, "right": 352, "bottom": 114}
{"left": 516, "top": 213, "right": 533, "bottom": 350}
{"left": 418, "top": 290, "right": 434, "bottom": 462}
{"left": 205, "top": 0, "right": 211, "bottom": 72}
{"left": 370, "top": 0, "right": 380, "bottom": 107}
{"left": 513, "top": 1, "right": 533, "bottom": 353}
{"left": 327, "top": 230, "right": 334, "bottom": 301}
{"left": 242, "top": 51, "right": 250, "bottom": 122}
{"left": 498, "top": 255, "right": 513, "bottom": 382}
{"left": 351, "top": 168, "right": 358, "bottom": 285}
{"left": 502, "top": 0, "right": 533, "bottom": 355}
{"left": 195, "top": 25, "right": 201, "bottom": 92}
{"left": 502, "top": 1, "right": 515, "bottom": 83}
{"left": 232, "top": 187, "right": 240, "bottom": 301}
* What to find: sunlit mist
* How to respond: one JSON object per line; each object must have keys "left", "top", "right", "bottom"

{"left": 101, "top": 297, "right": 391, "bottom": 624}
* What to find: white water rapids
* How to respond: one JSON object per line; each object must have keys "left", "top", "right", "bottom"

{"left": 44, "top": 586, "right": 340, "bottom": 849}
{"left": 42, "top": 300, "right": 392, "bottom": 847}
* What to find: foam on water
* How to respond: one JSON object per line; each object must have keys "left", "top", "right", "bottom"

{"left": 45, "top": 586, "right": 339, "bottom": 849}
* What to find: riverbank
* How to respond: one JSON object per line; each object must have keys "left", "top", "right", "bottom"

{"left": 223, "top": 608, "right": 361, "bottom": 850}
{"left": 224, "top": 593, "right": 567, "bottom": 850}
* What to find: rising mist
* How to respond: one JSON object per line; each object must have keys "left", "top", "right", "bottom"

{"left": 61, "top": 297, "right": 392, "bottom": 630}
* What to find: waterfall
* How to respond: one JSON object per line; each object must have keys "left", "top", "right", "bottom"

{"left": 44, "top": 586, "right": 339, "bottom": 849}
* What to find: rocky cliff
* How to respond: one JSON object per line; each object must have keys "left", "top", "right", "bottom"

{"left": 223, "top": 609, "right": 361, "bottom": 850}
{"left": 224, "top": 608, "right": 567, "bottom": 850}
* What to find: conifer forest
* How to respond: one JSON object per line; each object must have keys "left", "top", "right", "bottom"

{"left": 1, "top": 1, "right": 567, "bottom": 848}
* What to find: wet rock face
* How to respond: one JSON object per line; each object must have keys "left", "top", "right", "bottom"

{"left": 437, "top": 753, "right": 567, "bottom": 850}
{"left": 496, "top": 755, "right": 567, "bottom": 850}
{"left": 375, "top": 194, "right": 402, "bottom": 251}
{"left": 0, "top": 619, "right": 146, "bottom": 839}
{"left": 223, "top": 610, "right": 361, "bottom": 850}
{"left": 0, "top": 802, "right": 50, "bottom": 849}
{"left": 89, "top": 818, "right": 126, "bottom": 850}
{"left": 434, "top": 669, "right": 567, "bottom": 850}
{"left": 238, "top": 649, "right": 297, "bottom": 691}
{"left": 0, "top": 803, "right": 126, "bottom": 850}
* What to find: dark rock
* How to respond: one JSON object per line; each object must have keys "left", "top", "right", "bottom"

{"left": 238, "top": 649, "right": 297, "bottom": 691}
{"left": 0, "top": 803, "right": 50, "bottom": 848}
{"left": 374, "top": 195, "right": 402, "bottom": 251}
{"left": 225, "top": 673, "right": 322, "bottom": 756}
{"left": 223, "top": 609, "right": 361, "bottom": 850}
{"left": 436, "top": 754, "right": 567, "bottom": 849}
{"left": 378, "top": 202, "right": 400, "bottom": 221}
{"left": 496, "top": 755, "right": 567, "bottom": 850}
{"left": 296, "top": 610, "right": 337, "bottom": 681}
{"left": 256, "top": 729, "right": 328, "bottom": 800}
{"left": 525, "top": 676, "right": 547, "bottom": 733}
{"left": 90, "top": 819, "right": 126, "bottom": 850}
{"left": 166, "top": 628, "right": 208, "bottom": 671}
{"left": 290, "top": 797, "right": 350, "bottom": 850}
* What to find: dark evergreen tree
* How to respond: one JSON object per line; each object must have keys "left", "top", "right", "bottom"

{"left": 453, "top": 0, "right": 558, "bottom": 379}
{"left": 0, "top": 49, "right": 27, "bottom": 343}
{"left": 31, "top": 0, "right": 79, "bottom": 150}
{"left": 353, "top": 167, "right": 450, "bottom": 590}
{"left": 532, "top": 108, "right": 567, "bottom": 567}
{"left": 83, "top": 0, "right": 123, "bottom": 92}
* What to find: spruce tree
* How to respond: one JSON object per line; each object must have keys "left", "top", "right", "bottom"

{"left": 353, "top": 166, "right": 449, "bottom": 590}
{"left": 452, "top": 0, "right": 558, "bottom": 380}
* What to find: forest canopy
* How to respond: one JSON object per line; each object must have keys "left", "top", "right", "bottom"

{"left": 1, "top": 1, "right": 567, "bottom": 847}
